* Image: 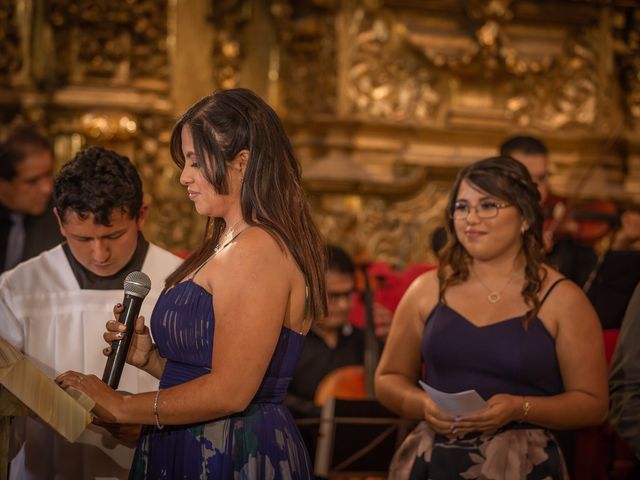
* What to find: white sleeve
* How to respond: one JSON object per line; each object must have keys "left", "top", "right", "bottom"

{"left": 0, "top": 273, "right": 25, "bottom": 351}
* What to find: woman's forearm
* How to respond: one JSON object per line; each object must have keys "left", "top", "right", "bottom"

{"left": 515, "top": 391, "right": 608, "bottom": 429}
{"left": 376, "top": 373, "right": 426, "bottom": 420}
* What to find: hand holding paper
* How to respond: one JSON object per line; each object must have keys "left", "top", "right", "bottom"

{"left": 419, "top": 380, "right": 487, "bottom": 416}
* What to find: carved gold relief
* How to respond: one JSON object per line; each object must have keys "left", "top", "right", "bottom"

{"left": 612, "top": 7, "right": 640, "bottom": 125}
{"left": 269, "top": 0, "right": 338, "bottom": 116}
{"left": 346, "top": 8, "right": 442, "bottom": 122}
{"left": 340, "top": 1, "right": 602, "bottom": 131}
{"left": 2, "top": 0, "right": 640, "bottom": 255}
{"left": 209, "top": 0, "right": 253, "bottom": 89}
{"left": 312, "top": 181, "right": 451, "bottom": 265}
{"left": 47, "top": 0, "right": 168, "bottom": 87}
{"left": 506, "top": 31, "right": 599, "bottom": 130}
{"left": 0, "top": 0, "right": 22, "bottom": 81}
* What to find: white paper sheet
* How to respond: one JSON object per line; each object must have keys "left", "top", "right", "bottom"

{"left": 419, "top": 380, "right": 488, "bottom": 416}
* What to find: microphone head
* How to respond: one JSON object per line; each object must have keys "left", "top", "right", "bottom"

{"left": 123, "top": 271, "right": 152, "bottom": 298}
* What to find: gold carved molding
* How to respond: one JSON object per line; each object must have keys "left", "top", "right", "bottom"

{"left": 1, "top": 0, "right": 639, "bottom": 263}
{"left": 269, "top": 0, "right": 640, "bottom": 263}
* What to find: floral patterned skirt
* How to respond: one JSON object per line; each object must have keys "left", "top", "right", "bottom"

{"left": 388, "top": 421, "right": 569, "bottom": 480}
{"left": 129, "top": 403, "right": 312, "bottom": 480}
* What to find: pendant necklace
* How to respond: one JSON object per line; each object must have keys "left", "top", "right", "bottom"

{"left": 473, "top": 267, "right": 517, "bottom": 304}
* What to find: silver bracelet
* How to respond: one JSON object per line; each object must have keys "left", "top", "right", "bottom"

{"left": 153, "top": 389, "right": 164, "bottom": 430}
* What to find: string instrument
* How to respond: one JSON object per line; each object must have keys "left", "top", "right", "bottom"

{"left": 314, "top": 261, "right": 381, "bottom": 406}
{"left": 542, "top": 129, "right": 629, "bottom": 248}
{"left": 544, "top": 196, "right": 621, "bottom": 247}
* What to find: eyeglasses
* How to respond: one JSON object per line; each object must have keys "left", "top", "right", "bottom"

{"left": 327, "top": 289, "right": 356, "bottom": 303}
{"left": 450, "top": 200, "right": 513, "bottom": 220}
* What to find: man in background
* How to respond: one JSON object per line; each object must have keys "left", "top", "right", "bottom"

{"left": 0, "top": 146, "right": 182, "bottom": 479}
{"left": 286, "top": 245, "right": 392, "bottom": 464}
{"left": 0, "top": 126, "right": 63, "bottom": 273}
{"left": 500, "top": 134, "right": 640, "bottom": 329}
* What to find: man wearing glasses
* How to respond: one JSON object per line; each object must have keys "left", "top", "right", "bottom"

{"left": 285, "top": 244, "right": 392, "bottom": 462}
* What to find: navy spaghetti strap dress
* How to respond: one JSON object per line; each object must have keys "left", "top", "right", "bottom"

{"left": 129, "top": 279, "right": 313, "bottom": 479}
{"left": 389, "top": 279, "right": 570, "bottom": 479}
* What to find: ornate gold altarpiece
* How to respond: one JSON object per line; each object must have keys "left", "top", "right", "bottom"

{"left": 1, "top": 0, "right": 639, "bottom": 265}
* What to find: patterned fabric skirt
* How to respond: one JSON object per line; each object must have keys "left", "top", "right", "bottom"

{"left": 388, "top": 421, "right": 569, "bottom": 480}
{"left": 129, "top": 403, "right": 313, "bottom": 480}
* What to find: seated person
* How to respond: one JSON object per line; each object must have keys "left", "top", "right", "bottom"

{"left": 285, "top": 245, "right": 392, "bottom": 461}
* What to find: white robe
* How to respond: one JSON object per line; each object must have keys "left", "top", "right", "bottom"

{"left": 0, "top": 243, "right": 183, "bottom": 479}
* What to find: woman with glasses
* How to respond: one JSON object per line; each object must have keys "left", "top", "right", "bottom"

{"left": 375, "top": 156, "right": 608, "bottom": 479}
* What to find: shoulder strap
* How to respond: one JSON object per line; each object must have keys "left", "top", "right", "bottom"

{"left": 540, "top": 278, "right": 568, "bottom": 306}
{"left": 302, "top": 279, "right": 311, "bottom": 331}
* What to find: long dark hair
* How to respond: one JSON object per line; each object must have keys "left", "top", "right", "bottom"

{"left": 166, "top": 88, "right": 327, "bottom": 322}
{"left": 438, "top": 156, "right": 547, "bottom": 325}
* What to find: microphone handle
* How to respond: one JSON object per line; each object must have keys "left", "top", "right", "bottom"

{"left": 102, "top": 293, "right": 142, "bottom": 389}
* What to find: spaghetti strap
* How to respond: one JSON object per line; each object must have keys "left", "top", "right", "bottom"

{"left": 301, "top": 279, "right": 311, "bottom": 332}
{"left": 192, "top": 226, "right": 253, "bottom": 277}
{"left": 540, "top": 278, "right": 568, "bottom": 305}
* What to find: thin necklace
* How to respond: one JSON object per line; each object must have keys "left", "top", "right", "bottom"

{"left": 214, "top": 220, "right": 246, "bottom": 254}
{"left": 190, "top": 224, "right": 251, "bottom": 279}
{"left": 473, "top": 266, "right": 517, "bottom": 304}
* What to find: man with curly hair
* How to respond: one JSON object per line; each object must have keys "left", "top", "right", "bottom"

{"left": 0, "top": 146, "right": 182, "bottom": 479}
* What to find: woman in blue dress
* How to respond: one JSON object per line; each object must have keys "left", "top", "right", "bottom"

{"left": 57, "top": 88, "right": 326, "bottom": 479}
{"left": 375, "top": 156, "right": 609, "bottom": 479}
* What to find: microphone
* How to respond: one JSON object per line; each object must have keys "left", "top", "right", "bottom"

{"left": 102, "top": 271, "right": 151, "bottom": 389}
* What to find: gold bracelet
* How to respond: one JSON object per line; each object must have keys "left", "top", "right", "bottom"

{"left": 521, "top": 396, "right": 531, "bottom": 422}
{"left": 153, "top": 389, "right": 164, "bottom": 430}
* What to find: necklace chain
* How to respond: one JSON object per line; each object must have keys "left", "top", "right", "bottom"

{"left": 213, "top": 220, "right": 247, "bottom": 254}
{"left": 473, "top": 267, "right": 516, "bottom": 304}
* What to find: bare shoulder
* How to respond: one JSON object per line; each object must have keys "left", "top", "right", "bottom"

{"left": 229, "top": 226, "right": 286, "bottom": 261}
{"left": 398, "top": 268, "right": 440, "bottom": 320}
{"left": 540, "top": 265, "right": 587, "bottom": 307}
{"left": 408, "top": 268, "right": 439, "bottom": 294}
{"left": 539, "top": 265, "right": 598, "bottom": 327}
{"left": 198, "top": 226, "right": 292, "bottom": 289}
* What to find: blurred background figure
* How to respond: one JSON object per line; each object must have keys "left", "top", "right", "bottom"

{"left": 286, "top": 244, "right": 393, "bottom": 464}
{"left": 608, "top": 283, "right": 640, "bottom": 478}
{"left": 500, "top": 134, "right": 640, "bottom": 330}
{"left": 0, "top": 126, "right": 62, "bottom": 273}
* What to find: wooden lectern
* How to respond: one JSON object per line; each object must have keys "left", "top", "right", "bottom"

{"left": 0, "top": 337, "right": 94, "bottom": 479}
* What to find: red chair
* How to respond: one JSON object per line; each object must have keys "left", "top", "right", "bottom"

{"left": 573, "top": 329, "right": 638, "bottom": 480}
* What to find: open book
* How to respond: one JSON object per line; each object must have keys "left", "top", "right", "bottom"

{"left": 0, "top": 336, "right": 94, "bottom": 443}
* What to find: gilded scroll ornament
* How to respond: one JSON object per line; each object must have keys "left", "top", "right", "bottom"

{"left": 0, "top": 0, "right": 22, "bottom": 80}
{"left": 47, "top": 0, "right": 168, "bottom": 86}
{"left": 313, "top": 181, "right": 450, "bottom": 266}
{"left": 269, "top": 0, "right": 338, "bottom": 117}
{"left": 209, "top": 0, "right": 252, "bottom": 90}
{"left": 346, "top": 8, "right": 442, "bottom": 122}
